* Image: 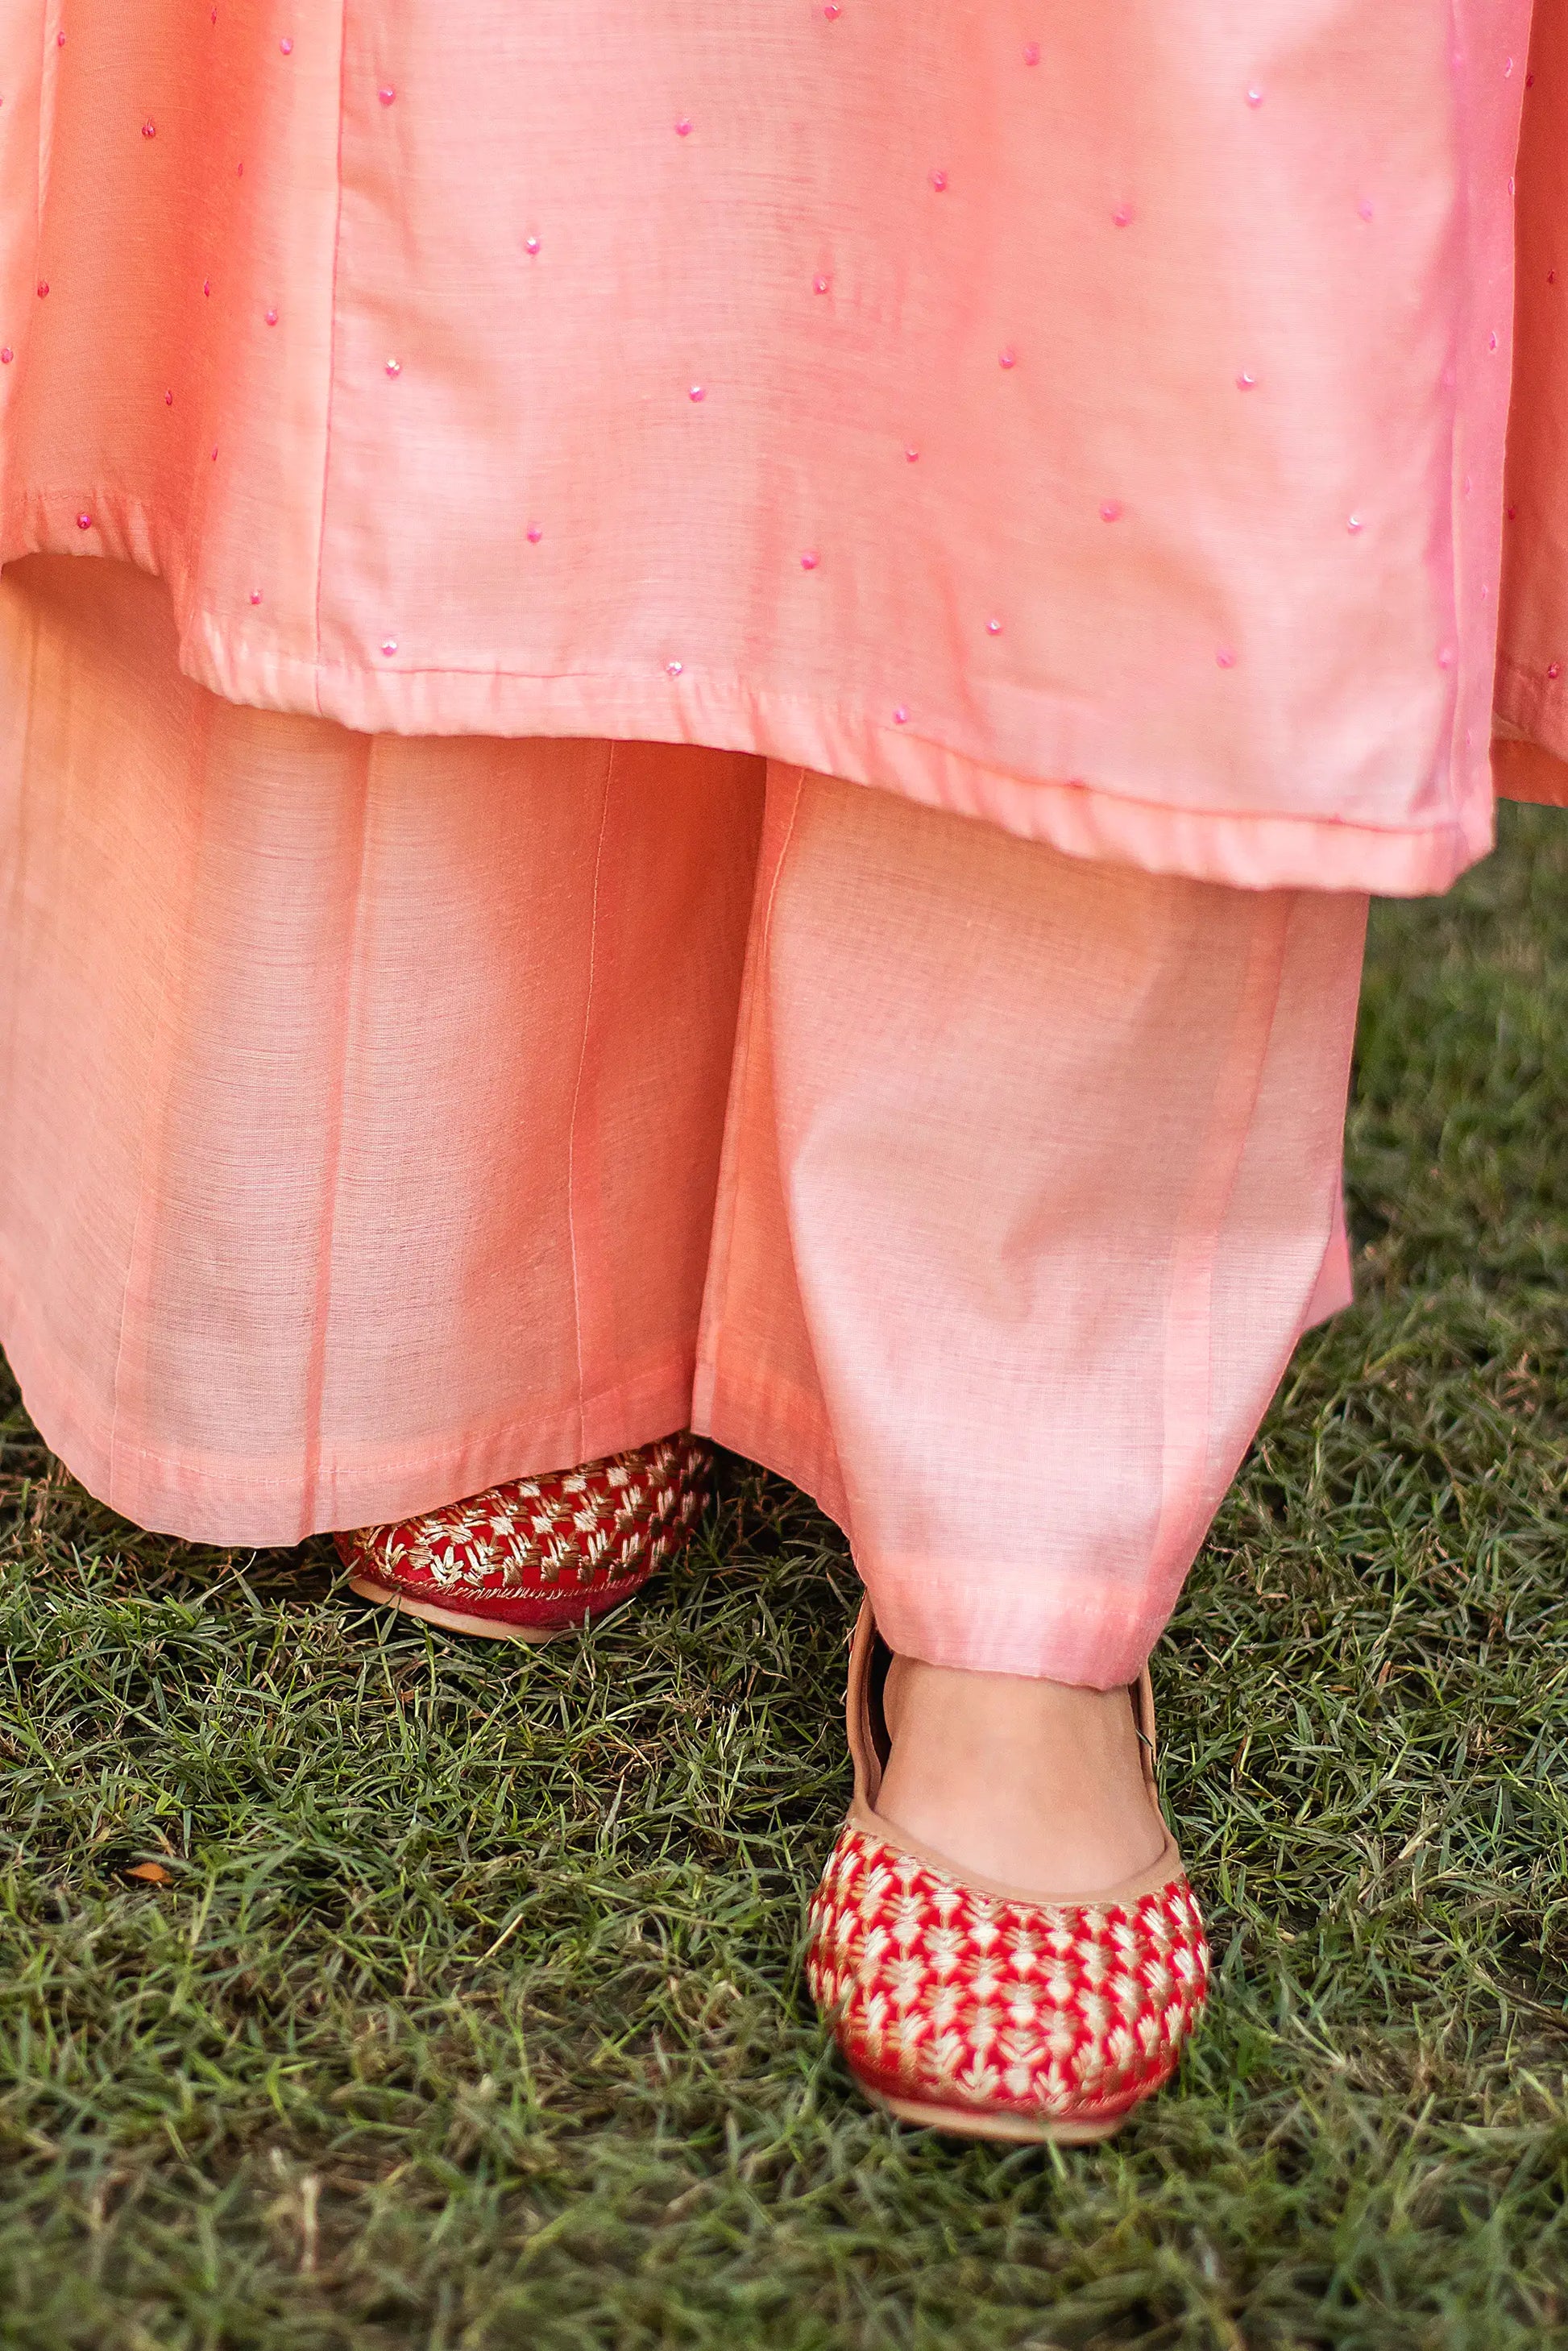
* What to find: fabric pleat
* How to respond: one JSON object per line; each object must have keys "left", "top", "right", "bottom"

{"left": 0, "top": 554, "right": 1366, "bottom": 1681}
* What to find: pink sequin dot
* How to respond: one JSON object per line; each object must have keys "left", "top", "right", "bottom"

{"left": 1216, "top": 646, "right": 1237, "bottom": 669}
{"left": 525, "top": 234, "right": 541, "bottom": 255}
{"left": 384, "top": 357, "right": 401, "bottom": 377}
{"left": 249, "top": 590, "right": 263, "bottom": 606}
{"left": 985, "top": 616, "right": 1003, "bottom": 636}
{"left": 1236, "top": 369, "right": 1259, "bottom": 390}
{"left": 1488, "top": 330, "right": 1499, "bottom": 351}
{"left": 56, "top": 29, "right": 64, "bottom": 46}
{"left": 674, "top": 117, "right": 692, "bottom": 137}
{"left": 164, "top": 388, "right": 172, "bottom": 404}
{"left": 892, "top": 706, "right": 909, "bottom": 724}
{"left": 142, "top": 119, "right": 156, "bottom": 139}
{"left": 1549, "top": 663, "right": 1561, "bottom": 681}
{"left": 904, "top": 445, "right": 919, "bottom": 462}
{"left": 1099, "top": 499, "right": 1122, "bottom": 522}
{"left": 688, "top": 384, "right": 705, "bottom": 402}
{"left": 381, "top": 637, "right": 398, "bottom": 658}
{"left": 1023, "top": 41, "right": 1039, "bottom": 64}
{"left": 800, "top": 551, "right": 819, "bottom": 571}
{"left": 998, "top": 346, "right": 1017, "bottom": 369}
{"left": 75, "top": 512, "right": 91, "bottom": 532}
{"left": 378, "top": 84, "right": 396, "bottom": 105}
{"left": 264, "top": 306, "right": 279, "bottom": 325}
{"left": 0, "top": 350, "right": 12, "bottom": 367}
{"left": 1112, "top": 204, "right": 1134, "bottom": 227}
{"left": 526, "top": 523, "right": 542, "bottom": 544}
{"left": 1346, "top": 513, "right": 1364, "bottom": 533}
{"left": 203, "top": 277, "right": 211, "bottom": 296}
{"left": 1245, "top": 85, "right": 1263, "bottom": 106}
{"left": 823, "top": 2, "right": 840, "bottom": 15}
{"left": 279, "top": 35, "right": 293, "bottom": 54}
{"left": 929, "top": 168, "right": 948, "bottom": 193}
{"left": 1358, "top": 200, "right": 1375, "bottom": 222}
{"left": 1437, "top": 645, "right": 1456, "bottom": 669}
{"left": 813, "top": 274, "right": 830, "bottom": 294}
{"left": 666, "top": 660, "right": 683, "bottom": 678}
{"left": 35, "top": 281, "right": 48, "bottom": 298}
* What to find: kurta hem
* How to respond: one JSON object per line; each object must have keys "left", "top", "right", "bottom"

{"left": 1491, "top": 733, "right": 1568, "bottom": 807}
{"left": 1491, "top": 684, "right": 1568, "bottom": 806}
{"left": 2, "top": 508, "right": 1498, "bottom": 898}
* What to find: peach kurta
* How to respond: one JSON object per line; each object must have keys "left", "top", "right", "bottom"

{"left": 0, "top": 1, "right": 1532, "bottom": 892}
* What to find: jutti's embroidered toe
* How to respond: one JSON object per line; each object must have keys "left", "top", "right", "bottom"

{"left": 805, "top": 1604, "right": 1209, "bottom": 2142}
{"left": 335, "top": 1433, "right": 711, "bottom": 1642}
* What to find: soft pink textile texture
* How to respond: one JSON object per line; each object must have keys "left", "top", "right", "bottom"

{"left": 0, "top": 557, "right": 1365, "bottom": 1681}
{"left": 699, "top": 768, "right": 1366, "bottom": 1681}
{"left": 0, "top": 2, "right": 1529, "bottom": 894}
{"left": 1497, "top": 0, "right": 1568, "bottom": 811}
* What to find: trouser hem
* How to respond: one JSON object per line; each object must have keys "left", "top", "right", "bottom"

{"left": 0, "top": 1258, "right": 699, "bottom": 1549}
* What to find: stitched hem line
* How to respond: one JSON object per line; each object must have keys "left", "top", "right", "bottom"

{"left": 0, "top": 1255, "right": 699, "bottom": 1547}
{"left": 0, "top": 504, "right": 1494, "bottom": 899}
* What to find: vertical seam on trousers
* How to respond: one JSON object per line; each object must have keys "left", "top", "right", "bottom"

{"left": 691, "top": 762, "right": 807, "bottom": 1431}
{"left": 105, "top": 682, "right": 218, "bottom": 1517}
{"left": 565, "top": 743, "right": 616, "bottom": 1463}
{"left": 297, "top": 728, "right": 375, "bottom": 1531}
{"left": 1146, "top": 894, "right": 1292, "bottom": 1616}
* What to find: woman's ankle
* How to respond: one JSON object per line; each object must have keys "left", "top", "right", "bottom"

{"left": 877, "top": 1655, "right": 1168, "bottom": 1897}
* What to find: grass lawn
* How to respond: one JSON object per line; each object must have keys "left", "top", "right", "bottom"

{"left": 0, "top": 802, "right": 1565, "bottom": 2350}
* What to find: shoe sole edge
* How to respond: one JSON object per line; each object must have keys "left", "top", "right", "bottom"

{"left": 857, "top": 2079, "right": 1130, "bottom": 2145}
{"left": 348, "top": 1574, "right": 575, "bottom": 1643}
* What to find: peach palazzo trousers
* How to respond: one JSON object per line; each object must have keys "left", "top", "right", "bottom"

{"left": 0, "top": 555, "right": 1367, "bottom": 1687}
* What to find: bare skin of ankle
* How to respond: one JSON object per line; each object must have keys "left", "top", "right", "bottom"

{"left": 877, "top": 1657, "right": 1168, "bottom": 1898}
